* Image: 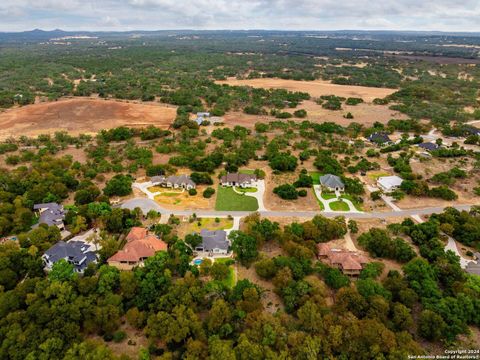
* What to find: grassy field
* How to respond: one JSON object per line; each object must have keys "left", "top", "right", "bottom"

{"left": 321, "top": 192, "right": 336, "bottom": 200}
{"left": 367, "top": 171, "right": 391, "bottom": 180}
{"left": 234, "top": 187, "right": 257, "bottom": 193}
{"left": 310, "top": 172, "right": 321, "bottom": 185}
{"left": 239, "top": 169, "right": 255, "bottom": 175}
{"left": 215, "top": 186, "right": 258, "bottom": 211}
{"left": 176, "top": 218, "right": 234, "bottom": 238}
{"left": 330, "top": 200, "right": 350, "bottom": 211}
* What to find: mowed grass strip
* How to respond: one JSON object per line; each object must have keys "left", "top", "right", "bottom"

{"left": 329, "top": 200, "right": 350, "bottom": 211}
{"left": 215, "top": 186, "right": 258, "bottom": 211}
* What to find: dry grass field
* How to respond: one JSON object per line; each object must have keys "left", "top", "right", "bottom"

{"left": 216, "top": 77, "right": 398, "bottom": 102}
{"left": 0, "top": 98, "right": 177, "bottom": 140}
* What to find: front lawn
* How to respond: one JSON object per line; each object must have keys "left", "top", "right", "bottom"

{"left": 330, "top": 200, "right": 350, "bottom": 211}
{"left": 235, "top": 187, "right": 257, "bottom": 193}
{"left": 321, "top": 191, "right": 336, "bottom": 200}
{"left": 176, "top": 218, "right": 234, "bottom": 237}
{"left": 341, "top": 194, "right": 363, "bottom": 211}
{"left": 215, "top": 186, "right": 258, "bottom": 211}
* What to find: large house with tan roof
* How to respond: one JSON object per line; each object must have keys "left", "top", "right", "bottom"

{"left": 108, "top": 227, "right": 168, "bottom": 270}
{"left": 317, "top": 243, "right": 368, "bottom": 276}
{"left": 220, "top": 172, "right": 257, "bottom": 188}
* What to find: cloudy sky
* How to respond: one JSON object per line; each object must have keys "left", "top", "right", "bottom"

{"left": 1, "top": 0, "right": 479, "bottom": 32}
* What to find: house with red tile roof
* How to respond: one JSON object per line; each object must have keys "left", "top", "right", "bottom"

{"left": 108, "top": 227, "right": 167, "bottom": 270}
{"left": 317, "top": 243, "right": 368, "bottom": 276}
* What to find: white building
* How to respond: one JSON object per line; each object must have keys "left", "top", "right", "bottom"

{"left": 377, "top": 175, "right": 403, "bottom": 193}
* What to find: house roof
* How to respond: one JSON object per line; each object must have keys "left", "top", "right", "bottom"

{"left": 465, "top": 126, "right": 480, "bottom": 136}
{"left": 321, "top": 247, "right": 368, "bottom": 271}
{"left": 317, "top": 243, "right": 331, "bottom": 256}
{"left": 320, "top": 174, "right": 344, "bottom": 189}
{"left": 377, "top": 175, "right": 403, "bottom": 189}
{"left": 368, "top": 132, "right": 391, "bottom": 143}
{"left": 199, "top": 229, "right": 229, "bottom": 251}
{"left": 220, "top": 172, "right": 257, "bottom": 184}
{"left": 44, "top": 240, "right": 97, "bottom": 271}
{"left": 33, "top": 202, "right": 65, "bottom": 227}
{"left": 108, "top": 229, "right": 167, "bottom": 263}
{"left": 151, "top": 175, "right": 196, "bottom": 187}
{"left": 197, "top": 112, "right": 210, "bottom": 117}
{"left": 418, "top": 142, "right": 439, "bottom": 151}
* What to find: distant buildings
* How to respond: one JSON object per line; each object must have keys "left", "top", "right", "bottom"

{"left": 33, "top": 203, "right": 65, "bottom": 231}
{"left": 195, "top": 229, "right": 230, "bottom": 255}
{"left": 194, "top": 112, "right": 210, "bottom": 125}
{"left": 320, "top": 174, "right": 345, "bottom": 192}
{"left": 368, "top": 132, "right": 392, "bottom": 145}
{"left": 377, "top": 175, "right": 403, "bottom": 193}
{"left": 317, "top": 243, "right": 369, "bottom": 276}
{"left": 151, "top": 175, "right": 196, "bottom": 190}
{"left": 418, "top": 142, "right": 439, "bottom": 152}
{"left": 220, "top": 172, "right": 257, "bottom": 188}
{"left": 108, "top": 227, "right": 168, "bottom": 270}
{"left": 43, "top": 239, "right": 97, "bottom": 273}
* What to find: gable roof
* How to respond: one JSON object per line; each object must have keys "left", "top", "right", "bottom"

{"left": 199, "top": 229, "right": 229, "bottom": 251}
{"left": 418, "top": 142, "right": 439, "bottom": 151}
{"left": 320, "top": 174, "right": 344, "bottom": 189}
{"left": 44, "top": 240, "right": 97, "bottom": 271}
{"left": 377, "top": 175, "right": 403, "bottom": 189}
{"left": 151, "top": 175, "right": 196, "bottom": 187}
{"left": 368, "top": 132, "right": 391, "bottom": 143}
{"left": 108, "top": 229, "right": 167, "bottom": 263}
{"left": 220, "top": 172, "right": 257, "bottom": 184}
{"left": 33, "top": 202, "right": 65, "bottom": 227}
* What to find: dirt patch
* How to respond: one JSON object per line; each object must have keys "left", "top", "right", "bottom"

{"left": 217, "top": 78, "right": 397, "bottom": 102}
{"left": 0, "top": 98, "right": 177, "bottom": 140}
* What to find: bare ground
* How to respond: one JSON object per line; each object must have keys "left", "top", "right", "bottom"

{"left": 0, "top": 98, "right": 177, "bottom": 140}
{"left": 216, "top": 77, "right": 398, "bottom": 102}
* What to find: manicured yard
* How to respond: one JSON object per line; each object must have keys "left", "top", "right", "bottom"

{"left": 235, "top": 186, "right": 257, "bottom": 193}
{"left": 215, "top": 186, "right": 258, "bottom": 211}
{"left": 177, "top": 218, "right": 234, "bottom": 237}
{"left": 239, "top": 169, "right": 255, "bottom": 175}
{"left": 321, "top": 191, "right": 336, "bottom": 200}
{"left": 341, "top": 194, "right": 363, "bottom": 211}
{"left": 330, "top": 200, "right": 350, "bottom": 211}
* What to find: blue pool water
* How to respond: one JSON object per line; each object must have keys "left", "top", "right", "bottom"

{"left": 193, "top": 259, "right": 203, "bottom": 265}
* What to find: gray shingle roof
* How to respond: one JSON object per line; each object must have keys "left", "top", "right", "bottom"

{"left": 368, "top": 132, "right": 391, "bottom": 144}
{"left": 320, "top": 174, "right": 344, "bottom": 189}
{"left": 44, "top": 240, "right": 97, "bottom": 272}
{"left": 418, "top": 142, "right": 439, "bottom": 151}
{"left": 33, "top": 202, "right": 65, "bottom": 227}
{"left": 220, "top": 172, "right": 256, "bottom": 185}
{"left": 151, "top": 175, "right": 196, "bottom": 188}
{"left": 199, "top": 229, "right": 229, "bottom": 251}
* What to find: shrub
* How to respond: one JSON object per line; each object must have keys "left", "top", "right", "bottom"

{"left": 203, "top": 187, "right": 215, "bottom": 198}
{"left": 298, "top": 189, "right": 307, "bottom": 197}
{"left": 113, "top": 331, "right": 127, "bottom": 343}
{"left": 293, "top": 109, "right": 307, "bottom": 118}
{"left": 188, "top": 188, "right": 197, "bottom": 196}
{"left": 273, "top": 184, "right": 298, "bottom": 200}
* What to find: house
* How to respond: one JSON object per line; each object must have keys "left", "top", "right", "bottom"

{"left": 195, "top": 229, "right": 230, "bottom": 255}
{"left": 368, "top": 132, "right": 392, "bottom": 145}
{"left": 151, "top": 175, "right": 196, "bottom": 190}
{"left": 320, "top": 174, "right": 345, "bottom": 192}
{"left": 42, "top": 240, "right": 97, "bottom": 273}
{"left": 220, "top": 172, "right": 257, "bottom": 188}
{"left": 377, "top": 175, "right": 403, "bottom": 193}
{"left": 418, "top": 142, "right": 439, "bottom": 152}
{"left": 33, "top": 202, "right": 66, "bottom": 230}
{"left": 194, "top": 112, "right": 211, "bottom": 126}
{"left": 317, "top": 243, "right": 368, "bottom": 276}
{"left": 465, "top": 126, "right": 480, "bottom": 136}
{"left": 108, "top": 227, "right": 168, "bottom": 270}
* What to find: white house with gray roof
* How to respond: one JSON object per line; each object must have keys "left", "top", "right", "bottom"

{"left": 42, "top": 239, "right": 97, "bottom": 273}
{"left": 33, "top": 202, "right": 66, "bottom": 231}
{"left": 151, "top": 175, "right": 196, "bottom": 190}
{"left": 377, "top": 175, "right": 403, "bottom": 193}
{"left": 320, "top": 174, "right": 345, "bottom": 192}
{"left": 195, "top": 229, "right": 230, "bottom": 255}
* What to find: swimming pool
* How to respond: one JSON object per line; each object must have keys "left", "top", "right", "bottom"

{"left": 193, "top": 259, "right": 203, "bottom": 265}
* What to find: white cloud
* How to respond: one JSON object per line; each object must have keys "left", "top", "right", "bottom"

{"left": 0, "top": 0, "right": 479, "bottom": 32}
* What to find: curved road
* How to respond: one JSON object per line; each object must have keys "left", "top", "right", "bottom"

{"left": 120, "top": 197, "right": 473, "bottom": 219}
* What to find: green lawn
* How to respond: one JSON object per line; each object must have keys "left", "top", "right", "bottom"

{"left": 215, "top": 186, "right": 258, "bottom": 211}
{"left": 321, "top": 192, "right": 336, "bottom": 200}
{"left": 330, "top": 200, "right": 350, "bottom": 211}
{"left": 215, "top": 258, "right": 236, "bottom": 288}
{"left": 341, "top": 194, "right": 363, "bottom": 211}
{"left": 234, "top": 186, "right": 257, "bottom": 193}
{"left": 310, "top": 172, "right": 321, "bottom": 185}
{"left": 239, "top": 169, "right": 256, "bottom": 175}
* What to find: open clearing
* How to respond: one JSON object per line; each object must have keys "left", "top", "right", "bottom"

{"left": 216, "top": 78, "right": 397, "bottom": 102}
{"left": 0, "top": 98, "right": 177, "bottom": 140}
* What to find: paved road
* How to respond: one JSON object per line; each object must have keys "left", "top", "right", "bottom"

{"left": 120, "top": 197, "right": 473, "bottom": 219}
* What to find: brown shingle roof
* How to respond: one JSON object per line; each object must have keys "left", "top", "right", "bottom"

{"left": 220, "top": 172, "right": 256, "bottom": 184}
{"left": 108, "top": 228, "right": 167, "bottom": 263}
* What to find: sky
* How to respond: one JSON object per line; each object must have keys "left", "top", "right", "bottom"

{"left": 1, "top": 0, "right": 480, "bottom": 32}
